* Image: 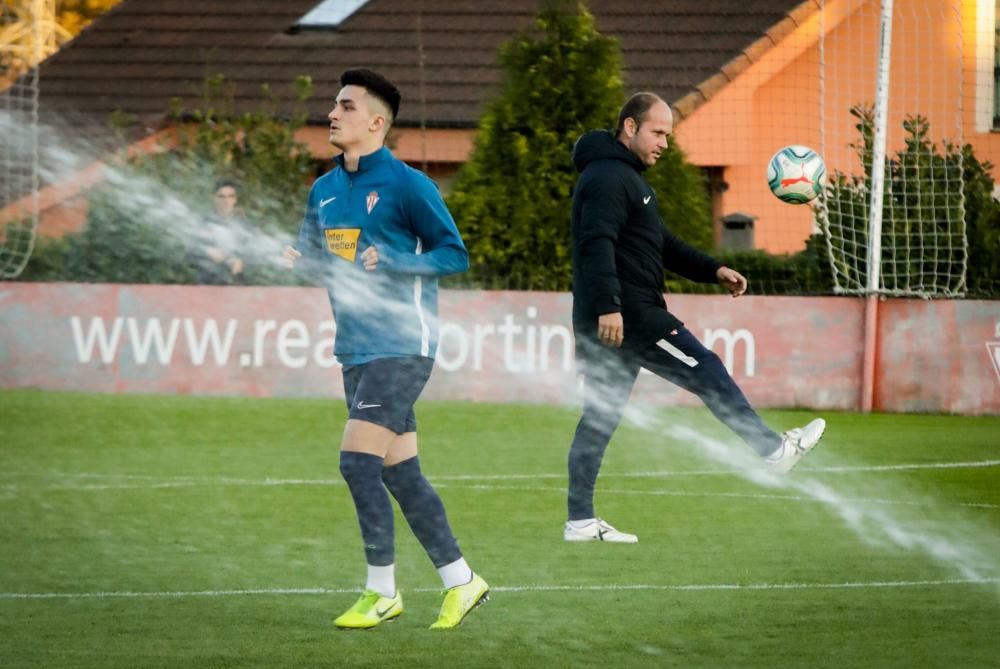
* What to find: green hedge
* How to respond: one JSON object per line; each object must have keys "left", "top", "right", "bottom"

{"left": 664, "top": 235, "right": 835, "bottom": 296}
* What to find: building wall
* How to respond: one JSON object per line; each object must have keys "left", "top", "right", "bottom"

{"left": 677, "top": 0, "right": 1000, "bottom": 254}
{"left": 14, "top": 1, "right": 1000, "bottom": 256}
{"left": 16, "top": 126, "right": 473, "bottom": 238}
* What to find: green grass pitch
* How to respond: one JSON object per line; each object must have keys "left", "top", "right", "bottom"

{"left": 1, "top": 390, "right": 998, "bottom": 668}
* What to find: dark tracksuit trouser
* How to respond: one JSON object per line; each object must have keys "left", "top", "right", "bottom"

{"left": 567, "top": 325, "right": 782, "bottom": 520}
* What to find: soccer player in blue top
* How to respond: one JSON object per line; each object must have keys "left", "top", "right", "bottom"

{"left": 282, "top": 69, "right": 489, "bottom": 630}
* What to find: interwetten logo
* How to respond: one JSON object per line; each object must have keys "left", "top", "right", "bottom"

{"left": 324, "top": 228, "right": 361, "bottom": 263}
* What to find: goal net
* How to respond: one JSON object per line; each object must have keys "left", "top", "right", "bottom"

{"left": 0, "top": 1, "right": 44, "bottom": 279}
{"left": 817, "top": 0, "right": 968, "bottom": 297}
{"left": 673, "top": 0, "right": 976, "bottom": 298}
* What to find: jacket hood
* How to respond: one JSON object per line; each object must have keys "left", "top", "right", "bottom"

{"left": 572, "top": 129, "right": 646, "bottom": 173}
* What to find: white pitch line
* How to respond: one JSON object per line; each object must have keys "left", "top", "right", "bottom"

{"left": 489, "top": 578, "right": 1000, "bottom": 593}
{"left": 799, "top": 460, "right": 1000, "bottom": 473}
{"left": 3, "top": 460, "right": 999, "bottom": 508}
{"left": 431, "top": 459, "right": 1000, "bottom": 480}
{"left": 4, "top": 479, "right": 994, "bottom": 509}
{"left": 433, "top": 483, "right": 1000, "bottom": 510}
{"left": 2, "top": 577, "right": 997, "bottom": 601}
{"left": 0, "top": 476, "right": 343, "bottom": 492}
{"left": 8, "top": 479, "right": 998, "bottom": 509}
{"left": 9, "top": 458, "right": 1000, "bottom": 487}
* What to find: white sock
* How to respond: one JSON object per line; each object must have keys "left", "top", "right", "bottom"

{"left": 568, "top": 518, "right": 596, "bottom": 529}
{"left": 437, "top": 557, "right": 473, "bottom": 590}
{"left": 366, "top": 563, "right": 395, "bottom": 598}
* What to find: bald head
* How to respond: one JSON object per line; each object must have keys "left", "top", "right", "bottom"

{"left": 616, "top": 93, "right": 666, "bottom": 135}
{"left": 616, "top": 93, "right": 673, "bottom": 167}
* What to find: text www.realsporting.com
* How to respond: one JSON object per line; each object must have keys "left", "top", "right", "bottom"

{"left": 69, "top": 316, "right": 339, "bottom": 369}
{"left": 68, "top": 315, "right": 755, "bottom": 377}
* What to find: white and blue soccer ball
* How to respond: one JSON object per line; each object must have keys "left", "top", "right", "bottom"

{"left": 766, "top": 145, "right": 826, "bottom": 204}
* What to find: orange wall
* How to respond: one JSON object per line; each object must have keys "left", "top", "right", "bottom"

{"left": 678, "top": 0, "right": 1000, "bottom": 254}
{"left": 1, "top": 129, "right": 177, "bottom": 238}
{"left": 15, "top": 126, "right": 473, "bottom": 238}
{"left": 962, "top": 0, "right": 1000, "bottom": 171}
{"left": 295, "top": 126, "right": 474, "bottom": 165}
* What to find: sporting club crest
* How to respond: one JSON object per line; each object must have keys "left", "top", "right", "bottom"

{"left": 366, "top": 191, "right": 379, "bottom": 215}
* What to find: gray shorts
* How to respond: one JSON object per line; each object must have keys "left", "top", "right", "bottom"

{"left": 342, "top": 356, "right": 434, "bottom": 434}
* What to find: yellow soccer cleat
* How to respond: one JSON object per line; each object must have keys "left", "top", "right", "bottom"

{"left": 429, "top": 573, "right": 490, "bottom": 630}
{"left": 333, "top": 590, "right": 403, "bottom": 630}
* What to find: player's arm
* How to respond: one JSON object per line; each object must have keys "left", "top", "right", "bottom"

{"left": 371, "top": 173, "right": 469, "bottom": 276}
{"left": 660, "top": 229, "right": 746, "bottom": 297}
{"left": 283, "top": 188, "right": 325, "bottom": 277}
{"left": 660, "top": 227, "right": 723, "bottom": 283}
{"left": 576, "top": 173, "right": 628, "bottom": 317}
{"left": 577, "top": 174, "right": 628, "bottom": 347}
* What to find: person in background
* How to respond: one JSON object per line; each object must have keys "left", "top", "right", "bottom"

{"left": 198, "top": 180, "right": 246, "bottom": 282}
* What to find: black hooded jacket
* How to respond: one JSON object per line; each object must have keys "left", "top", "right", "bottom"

{"left": 571, "top": 129, "right": 722, "bottom": 353}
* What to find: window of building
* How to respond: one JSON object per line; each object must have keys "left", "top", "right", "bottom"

{"left": 293, "top": 0, "right": 369, "bottom": 30}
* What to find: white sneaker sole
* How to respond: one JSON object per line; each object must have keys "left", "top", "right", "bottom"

{"left": 564, "top": 531, "right": 639, "bottom": 544}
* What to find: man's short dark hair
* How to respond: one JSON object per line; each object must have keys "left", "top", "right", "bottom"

{"left": 615, "top": 92, "right": 664, "bottom": 136}
{"left": 213, "top": 179, "right": 238, "bottom": 193}
{"left": 340, "top": 68, "right": 401, "bottom": 120}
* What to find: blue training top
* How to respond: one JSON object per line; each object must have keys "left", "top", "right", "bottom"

{"left": 297, "top": 146, "right": 469, "bottom": 366}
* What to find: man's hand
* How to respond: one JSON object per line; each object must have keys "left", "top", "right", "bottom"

{"left": 716, "top": 266, "right": 747, "bottom": 297}
{"left": 205, "top": 246, "right": 226, "bottom": 263}
{"left": 280, "top": 245, "right": 301, "bottom": 268}
{"left": 361, "top": 246, "right": 379, "bottom": 271}
{"left": 597, "top": 312, "right": 624, "bottom": 347}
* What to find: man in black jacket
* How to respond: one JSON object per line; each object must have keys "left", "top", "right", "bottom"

{"left": 565, "top": 92, "right": 826, "bottom": 543}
